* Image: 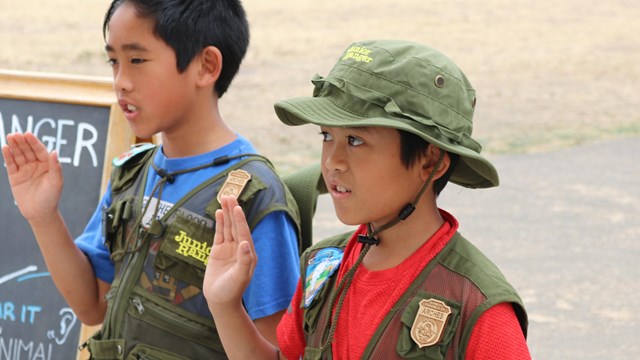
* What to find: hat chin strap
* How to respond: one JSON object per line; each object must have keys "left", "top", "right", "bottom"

{"left": 358, "top": 150, "right": 445, "bottom": 246}
{"left": 319, "top": 150, "right": 446, "bottom": 356}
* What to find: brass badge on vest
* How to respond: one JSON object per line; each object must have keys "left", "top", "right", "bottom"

{"left": 217, "top": 169, "right": 251, "bottom": 203}
{"left": 410, "top": 298, "right": 452, "bottom": 348}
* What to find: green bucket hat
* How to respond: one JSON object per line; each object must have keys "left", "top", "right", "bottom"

{"left": 274, "top": 39, "right": 499, "bottom": 188}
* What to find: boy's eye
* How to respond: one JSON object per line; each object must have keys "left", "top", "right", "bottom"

{"left": 131, "top": 58, "right": 146, "bottom": 64}
{"left": 347, "top": 136, "right": 364, "bottom": 146}
{"left": 107, "top": 58, "right": 118, "bottom": 66}
{"left": 320, "top": 131, "right": 333, "bottom": 142}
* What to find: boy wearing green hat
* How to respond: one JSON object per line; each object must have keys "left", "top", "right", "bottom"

{"left": 204, "top": 40, "right": 531, "bottom": 359}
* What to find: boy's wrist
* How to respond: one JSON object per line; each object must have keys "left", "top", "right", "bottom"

{"left": 207, "top": 300, "right": 246, "bottom": 319}
{"left": 27, "top": 210, "right": 63, "bottom": 230}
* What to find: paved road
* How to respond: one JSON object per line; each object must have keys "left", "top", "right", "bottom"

{"left": 312, "top": 136, "right": 640, "bottom": 360}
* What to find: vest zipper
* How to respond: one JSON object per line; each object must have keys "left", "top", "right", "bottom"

{"left": 132, "top": 297, "right": 145, "bottom": 314}
{"left": 130, "top": 295, "right": 215, "bottom": 337}
{"left": 106, "top": 228, "right": 149, "bottom": 339}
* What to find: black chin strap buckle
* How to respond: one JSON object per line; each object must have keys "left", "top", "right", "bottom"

{"left": 156, "top": 168, "right": 175, "bottom": 184}
{"left": 398, "top": 204, "right": 415, "bottom": 220}
{"left": 357, "top": 234, "right": 380, "bottom": 246}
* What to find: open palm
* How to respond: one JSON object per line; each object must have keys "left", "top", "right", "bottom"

{"left": 203, "top": 196, "right": 257, "bottom": 307}
{"left": 1, "top": 132, "right": 63, "bottom": 221}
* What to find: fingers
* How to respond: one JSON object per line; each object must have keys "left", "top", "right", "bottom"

{"left": 48, "top": 150, "right": 63, "bottom": 185}
{"left": 221, "top": 196, "right": 234, "bottom": 243}
{"left": 4, "top": 132, "right": 48, "bottom": 168}
{"left": 216, "top": 196, "right": 253, "bottom": 245}
{"left": 237, "top": 240, "right": 256, "bottom": 276}
{"left": 25, "top": 132, "right": 51, "bottom": 163}
{"left": 213, "top": 209, "right": 225, "bottom": 245}
{"left": 232, "top": 204, "right": 255, "bottom": 256}
{"left": 11, "top": 132, "right": 37, "bottom": 164}
{"left": 1, "top": 144, "right": 17, "bottom": 174}
{"left": 224, "top": 196, "right": 256, "bottom": 273}
{"left": 229, "top": 198, "right": 242, "bottom": 241}
{"left": 5, "top": 133, "right": 26, "bottom": 167}
{"left": 213, "top": 196, "right": 243, "bottom": 244}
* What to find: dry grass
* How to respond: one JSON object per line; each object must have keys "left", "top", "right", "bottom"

{"left": 2, "top": 0, "right": 639, "bottom": 171}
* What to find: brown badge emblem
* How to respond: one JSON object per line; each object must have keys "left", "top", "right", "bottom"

{"left": 217, "top": 169, "right": 251, "bottom": 203}
{"left": 410, "top": 298, "right": 452, "bottom": 348}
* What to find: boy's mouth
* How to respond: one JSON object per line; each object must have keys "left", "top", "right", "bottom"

{"left": 334, "top": 185, "right": 351, "bottom": 194}
{"left": 119, "top": 99, "right": 138, "bottom": 114}
{"left": 119, "top": 100, "right": 140, "bottom": 121}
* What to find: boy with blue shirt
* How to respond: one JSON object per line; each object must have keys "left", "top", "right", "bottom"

{"left": 1, "top": 0, "right": 300, "bottom": 358}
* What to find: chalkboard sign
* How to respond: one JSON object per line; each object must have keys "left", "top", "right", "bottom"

{"left": 0, "top": 70, "right": 133, "bottom": 360}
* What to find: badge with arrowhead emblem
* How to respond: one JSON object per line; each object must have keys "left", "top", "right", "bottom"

{"left": 217, "top": 169, "right": 252, "bottom": 203}
{"left": 410, "top": 298, "right": 452, "bottom": 347}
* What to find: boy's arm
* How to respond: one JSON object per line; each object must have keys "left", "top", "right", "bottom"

{"left": 244, "top": 210, "right": 300, "bottom": 347}
{"left": 204, "top": 196, "right": 283, "bottom": 359}
{"left": 28, "top": 211, "right": 109, "bottom": 325}
{"left": 2, "top": 132, "right": 108, "bottom": 325}
{"left": 466, "top": 302, "right": 531, "bottom": 359}
{"left": 254, "top": 310, "right": 286, "bottom": 346}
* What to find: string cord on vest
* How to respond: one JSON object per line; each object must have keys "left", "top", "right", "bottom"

{"left": 110, "top": 152, "right": 267, "bottom": 261}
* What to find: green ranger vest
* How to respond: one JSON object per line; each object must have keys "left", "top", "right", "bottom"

{"left": 301, "top": 232, "right": 528, "bottom": 360}
{"left": 85, "top": 146, "right": 301, "bottom": 359}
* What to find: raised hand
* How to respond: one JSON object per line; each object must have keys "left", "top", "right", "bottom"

{"left": 204, "top": 196, "right": 258, "bottom": 308}
{"left": 1, "top": 132, "right": 64, "bottom": 222}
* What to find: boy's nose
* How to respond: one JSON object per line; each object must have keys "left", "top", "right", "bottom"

{"left": 323, "top": 144, "right": 348, "bottom": 172}
{"left": 113, "top": 69, "right": 133, "bottom": 93}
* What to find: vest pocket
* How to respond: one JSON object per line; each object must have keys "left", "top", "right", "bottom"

{"left": 154, "top": 213, "right": 214, "bottom": 287}
{"left": 303, "top": 346, "right": 332, "bottom": 359}
{"left": 125, "top": 344, "right": 190, "bottom": 360}
{"left": 124, "top": 290, "right": 225, "bottom": 356}
{"left": 104, "top": 197, "right": 135, "bottom": 256}
{"left": 86, "top": 336, "right": 126, "bottom": 360}
{"left": 396, "top": 292, "right": 460, "bottom": 359}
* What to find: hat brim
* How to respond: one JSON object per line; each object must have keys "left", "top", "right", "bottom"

{"left": 275, "top": 96, "right": 499, "bottom": 188}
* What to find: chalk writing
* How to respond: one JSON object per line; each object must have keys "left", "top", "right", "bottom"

{"left": 0, "top": 329, "right": 52, "bottom": 360}
{"left": 0, "top": 111, "right": 99, "bottom": 168}
{"left": 0, "top": 266, "right": 37, "bottom": 286}
{"left": 0, "top": 303, "right": 41, "bottom": 324}
{"left": 0, "top": 81, "right": 112, "bottom": 360}
{"left": 0, "top": 267, "right": 78, "bottom": 359}
{"left": 0, "top": 267, "right": 77, "bottom": 340}
{"left": 46, "top": 308, "right": 76, "bottom": 346}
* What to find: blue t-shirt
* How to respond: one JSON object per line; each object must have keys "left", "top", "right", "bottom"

{"left": 75, "top": 135, "right": 300, "bottom": 320}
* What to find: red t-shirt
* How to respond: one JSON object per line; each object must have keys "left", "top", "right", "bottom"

{"left": 277, "top": 210, "right": 531, "bottom": 359}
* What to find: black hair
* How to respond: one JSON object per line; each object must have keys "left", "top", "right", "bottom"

{"left": 103, "top": 0, "right": 249, "bottom": 97}
{"left": 398, "top": 130, "right": 459, "bottom": 196}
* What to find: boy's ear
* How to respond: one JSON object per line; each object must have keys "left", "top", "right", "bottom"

{"left": 420, "top": 145, "right": 450, "bottom": 181}
{"left": 196, "top": 46, "right": 222, "bottom": 88}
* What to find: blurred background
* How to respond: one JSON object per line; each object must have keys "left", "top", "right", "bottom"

{"left": 1, "top": 0, "right": 638, "bottom": 358}
{"left": 1, "top": 0, "right": 638, "bottom": 168}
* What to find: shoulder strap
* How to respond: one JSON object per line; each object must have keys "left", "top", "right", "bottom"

{"left": 440, "top": 234, "right": 529, "bottom": 340}
{"left": 110, "top": 144, "right": 157, "bottom": 194}
{"left": 202, "top": 156, "right": 280, "bottom": 222}
{"left": 299, "top": 231, "right": 352, "bottom": 354}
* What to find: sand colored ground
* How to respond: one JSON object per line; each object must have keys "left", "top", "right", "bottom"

{"left": 1, "top": 0, "right": 639, "bottom": 171}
